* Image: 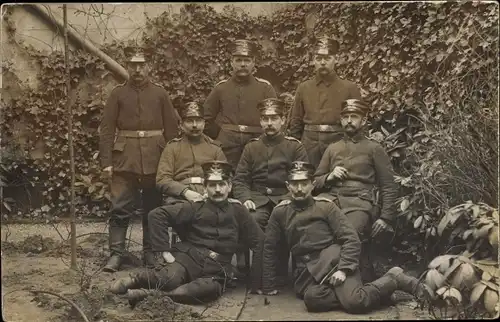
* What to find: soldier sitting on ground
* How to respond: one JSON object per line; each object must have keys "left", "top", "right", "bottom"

{"left": 261, "top": 161, "right": 433, "bottom": 313}
{"left": 110, "top": 161, "right": 264, "bottom": 306}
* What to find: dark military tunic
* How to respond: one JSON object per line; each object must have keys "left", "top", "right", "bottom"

{"left": 262, "top": 196, "right": 397, "bottom": 313}
{"left": 314, "top": 133, "right": 398, "bottom": 225}
{"left": 148, "top": 198, "right": 265, "bottom": 290}
{"left": 99, "top": 80, "right": 180, "bottom": 175}
{"left": 99, "top": 80, "right": 180, "bottom": 250}
{"left": 232, "top": 133, "right": 309, "bottom": 229}
{"left": 287, "top": 73, "right": 361, "bottom": 168}
{"left": 203, "top": 75, "right": 277, "bottom": 169}
{"left": 156, "top": 134, "right": 226, "bottom": 201}
{"left": 262, "top": 196, "right": 361, "bottom": 293}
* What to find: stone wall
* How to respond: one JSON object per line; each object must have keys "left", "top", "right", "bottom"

{"left": 0, "top": 3, "right": 291, "bottom": 88}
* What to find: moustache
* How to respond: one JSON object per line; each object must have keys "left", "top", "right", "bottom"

{"left": 212, "top": 194, "right": 224, "bottom": 198}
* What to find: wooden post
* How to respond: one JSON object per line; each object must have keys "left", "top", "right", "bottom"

{"left": 63, "top": 4, "right": 77, "bottom": 270}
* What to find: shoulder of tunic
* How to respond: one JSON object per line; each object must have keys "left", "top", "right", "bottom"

{"left": 202, "top": 134, "right": 222, "bottom": 146}
{"left": 313, "top": 196, "right": 333, "bottom": 203}
{"left": 214, "top": 79, "right": 229, "bottom": 87}
{"left": 228, "top": 198, "right": 242, "bottom": 205}
{"left": 151, "top": 81, "right": 166, "bottom": 89}
{"left": 255, "top": 77, "right": 272, "bottom": 86}
{"left": 284, "top": 136, "right": 301, "bottom": 143}
{"left": 276, "top": 199, "right": 292, "bottom": 208}
{"left": 249, "top": 137, "right": 261, "bottom": 143}
{"left": 110, "top": 81, "right": 126, "bottom": 91}
{"left": 166, "top": 137, "right": 182, "bottom": 145}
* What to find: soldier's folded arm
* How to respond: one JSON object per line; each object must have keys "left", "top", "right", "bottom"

{"left": 155, "top": 144, "right": 189, "bottom": 197}
{"left": 287, "top": 85, "right": 305, "bottom": 140}
{"left": 373, "top": 144, "right": 399, "bottom": 224}
{"left": 261, "top": 209, "right": 283, "bottom": 293}
{"left": 99, "top": 87, "right": 120, "bottom": 169}
{"left": 232, "top": 145, "right": 254, "bottom": 203}
{"left": 313, "top": 146, "right": 335, "bottom": 192}
{"left": 159, "top": 202, "right": 197, "bottom": 236}
{"left": 203, "top": 86, "right": 222, "bottom": 139}
{"left": 326, "top": 204, "right": 361, "bottom": 275}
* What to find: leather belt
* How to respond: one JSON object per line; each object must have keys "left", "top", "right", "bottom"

{"left": 304, "top": 124, "right": 342, "bottom": 132}
{"left": 332, "top": 180, "right": 374, "bottom": 190}
{"left": 118, "top": 129, "right": 164, "bottom": 138}
{"left": 180, "top": 177, "right": 204, "bottom": 184}
{"left": 221, "top": 124, "right": 262, "bottom": 133}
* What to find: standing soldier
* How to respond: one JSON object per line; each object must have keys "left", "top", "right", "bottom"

{"left": 287, "top": 36, "right": 362, "bottom": 169}
{"left": 203, "top": 39, "right": 277, "bottom": 170}
{"left": 314, "top": 99, "right": 399, "bottom": 283}
{"left": 99, "top": 50, "right": 180, "bottom": 273}
{"left": 156, "top": 101, "right": 227, "bottom": 243}
{"left": 233, "top": 98, "right": 309, "bottom": 282}
{"left": 110, "top": 161, "right": 265, "bottom": 305}
{"left": 261, "top": 161, "right": 432, "bottom": 313}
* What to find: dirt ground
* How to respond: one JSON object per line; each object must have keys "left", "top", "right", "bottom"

{"left": 1, "top": 222, "right": 432, "bottom": 321}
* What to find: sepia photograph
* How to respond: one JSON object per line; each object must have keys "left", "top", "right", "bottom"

{"left": 0, "top": 2, "right": 498, "bottom": 321}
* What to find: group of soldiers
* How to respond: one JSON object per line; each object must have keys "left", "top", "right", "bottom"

{"left": 99, "top": 36, "right": 433, "bottom": 313}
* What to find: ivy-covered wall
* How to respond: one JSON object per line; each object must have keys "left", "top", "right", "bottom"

{"left": 1, "top": 2, "right": 498, "bottom": 233}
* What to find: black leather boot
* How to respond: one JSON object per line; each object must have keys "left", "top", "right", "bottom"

{"left": 103, "top": 225, "right": 128, "bottom": 273}
{"left": 164, "top": 277, "right": 223, "bottom": 304}
{"left": 127, "top": 288, "right": 161, "bottom": 307}
{"left": 110, "top": 275, "right": 141, "bottom": 294}
{"left": 386, "top": 267, "right": 434, "bottom": 301}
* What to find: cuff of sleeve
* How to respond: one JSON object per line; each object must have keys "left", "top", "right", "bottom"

{"left": 380, "top": 214, "right": 394, "bottom": 223}
{"left": 168, "top": 183, "right": 190, "bottom": 197}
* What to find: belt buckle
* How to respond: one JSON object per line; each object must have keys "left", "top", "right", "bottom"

{"left": 266, "top": 187, "right": 273, "bottom": 195}
{"left": 319, "top": 125, "right": 329, "bottom": 131}
{"left": 209, "top": 251, "right": 218, "bottom": 260}
{"left": 138, "top": 131, "right": 145, "bottom": 137}
{"left": 238, "top": 125, "right": 247, "bottom": 132}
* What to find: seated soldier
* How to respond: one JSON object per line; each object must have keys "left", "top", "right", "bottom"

{"left": 313, "top": 99, "right": 399, "bottom": 283}
{"left": 110, "top": 161, "right": 264, "bottom": 305}
{"left": 261, "top": 161, "right": 432, "bottom": 313}
{"left": 156, "top": 101, "right": 227, "bottom": 245}
{"left": 233, "top": 98, "right": 309, "bottom": 282}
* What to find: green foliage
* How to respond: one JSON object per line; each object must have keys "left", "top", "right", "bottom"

{"left": 1, "top": 1, "right": 498, "bottom": 238}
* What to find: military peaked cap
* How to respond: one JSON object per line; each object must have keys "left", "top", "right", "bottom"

{"left": 180, "top": 101, "right": 203, "bottom": 119}
{"left": 257, "top": 98, "right": 286, "bottom": 116}
{"left": 287, "top": 161, "right": 315, "bottom": 181}
{"left": 231, "top": 39, "right": 258, "bottom": 57}
{"left": 312, "top": 35, "right": 340, "bottom": 56}
{"left": 341, "top": 99, "right": 370, "bottom": 116}
{"left": 202, "top": 161, "right": 234, "bottom": 181}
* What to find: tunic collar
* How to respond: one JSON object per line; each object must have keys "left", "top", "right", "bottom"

{"left": 343, "top": 130, "right": 366, "bottom": 143}
{"left": 262, "top": 132, "right": 285, "bottom": 146}
{"left": 315, "top": 71, "right": 338, "bottom": 86}
{"left": 291, "top": 196, "right": 315, "bottom": 210}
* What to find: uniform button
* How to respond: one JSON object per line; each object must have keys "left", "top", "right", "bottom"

{"left": 266, "top": 188, "right": 272, "bottom": 195}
